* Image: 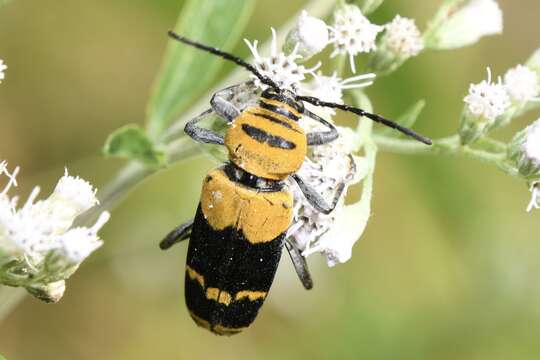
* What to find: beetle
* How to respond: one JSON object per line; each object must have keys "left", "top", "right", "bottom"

{"left": 160, "top": 31, "right": 432, "bottom": 336}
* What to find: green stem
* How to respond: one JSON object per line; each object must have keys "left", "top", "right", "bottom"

{"left": 373, "top": 134, "right": 513, "bottom": 174}
{"left": 372, "top": 134, "right": 459, "bottom": 155}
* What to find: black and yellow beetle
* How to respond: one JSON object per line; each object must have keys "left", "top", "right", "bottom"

{"left": 160, "top": 31, "right": 432, "bottom": 336}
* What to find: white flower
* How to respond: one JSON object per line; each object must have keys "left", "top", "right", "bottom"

{"left": 304, "top": 72, "right": 375, "bottom": 119}
{"left": 287, "top": 126, "right": 364, "bottom": 266}
{"left": 384, "top": 15, "right": 424, "bottom": 57}
{"left": 0, "top": 162, "right": 109, "bottom": 266}
{"left": 0, "top": 59, "right": 7, "bottom": 83}
{"left": 245, "top": 28, "right": 320, "bottom": 92}
{"left": 429, "top": 0, "right": 503, "bottom": 50}
{"left": 56, "top": 212, "right": 109, "bottom": 263}
{"left": 285, "top": 10, "right": 329, "bottom": 59}
{"left": 329, "top": 5, "right": 383, "bottom": 73}
{"left": 504, "top": 65, "right": 540, "bottom": 104}
{"left": 48, "top": 169, "right": 98, "bottom": 216}
{"left": 463, "top": 68, "right": 510, "bottom": 121}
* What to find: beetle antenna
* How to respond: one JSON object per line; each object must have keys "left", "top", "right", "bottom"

{"left": 296, "top": 95, "right": 432, "bottom": 145}
{"left": 168, "top": 31, "right": 280, "bottom": 91}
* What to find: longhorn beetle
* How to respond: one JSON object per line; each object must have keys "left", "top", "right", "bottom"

{"left": 160, "top": 30, "right": 432, "bottom": 336}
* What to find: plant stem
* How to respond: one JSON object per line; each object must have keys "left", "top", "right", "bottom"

{"left": 372, "top": 133, "right": 513, "bottom": 173}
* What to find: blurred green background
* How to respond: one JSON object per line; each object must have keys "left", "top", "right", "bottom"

{"left": 1, "top": 0, "right": 540, "bottom": 359}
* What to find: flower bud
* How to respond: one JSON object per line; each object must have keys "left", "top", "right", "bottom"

{"left": 424, "top": 0, "right": 503, "bottom": 50}
{"left": 284, "top": 10, "right": 329, "bottom": 60}
{"left": 26, "top": 280, "right": 66, "bottom": 303}
{"left": 508, "top": 119, "right": 540, "bottom": 179}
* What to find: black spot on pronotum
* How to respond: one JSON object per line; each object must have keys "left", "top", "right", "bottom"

{"left": 248, "top": 111, "right": 300, "bottom": 132}
{"left": 241, "top": 124, "right": 296, "bottom": 150}
{"left": 257, "top": 102, "right": 300, "bottom": 121}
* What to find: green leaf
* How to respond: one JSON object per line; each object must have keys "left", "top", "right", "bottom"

{"left": 380, "top": 99, "right": 426, "bottom": 137}
{"left": 146, "top": 0, "right": 255, "bottom": 141}
{"left": 0, "top": 354, "right": 6, "bottom": 360}
{"left": 103, "top": 125, "right": 164, "bottom": 168}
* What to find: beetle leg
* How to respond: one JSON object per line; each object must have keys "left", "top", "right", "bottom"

{"left": 291, "top": 174, "right": 345, "bottom": 215}
{"left": 211, "top": 92, "right": 241, "bottom": 121}
{"left": 285, "top": 241, "right": 313, "bottom": 290}
{"left": 184, "top": 108, "right": 225, "bottom": 145}
{"left": 303, "top": 109, "right": 339, "bottom": 146}
{"left": 184, "top": 84, "right": 246, "bottom": 145}
{"left": 159, "top": 219, "right": 194, "bottom": 250}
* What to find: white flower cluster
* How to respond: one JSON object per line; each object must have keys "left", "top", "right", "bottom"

{"left": 243, "top": 9, "right": 384, "bottom": 265}
{"left": 245, "top": 9, "right": 381, "bottom": 93}
{"left": 245, "top": 28, "right": 321, "bottom": 92}
{"left": 463, "top": 68, "right": 510, "bottom": 122}
{"left": 288, "top": 70, "right": 374, "bottom": 265}
{"left": 384, "top": 15, "right": 423, "bottom": 58}
{"left": 0, "top": 59, "right": 7, "bottom": 83}
{"left": 329, "top": 5, "right": 383, "bottom": 73}
{"left": 288, "top": 127, "right": 364, "bottom": 266}
{"left": 0, "top": 161, "right": 109, "bottom": 300}
{"left": 463, "top": 65, "right": 539, "bottom": 126}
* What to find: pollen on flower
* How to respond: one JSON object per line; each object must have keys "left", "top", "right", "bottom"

{"left": 504, "top": 65, "right": 540, "bottom": 104}
{"left": 385, "top": 15, "right": 424, "bottom": 57}
{"left": 329, "top": 5, "right": 383, "bottom": 73}
{"left": 463, "top": 68, "right": 510, "bottom": 121}
{"left": 244, "top": 28, "right": 320, "bottom": 92}
{"left": 0, "top": 59, "right": 7, "bottom": 83}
